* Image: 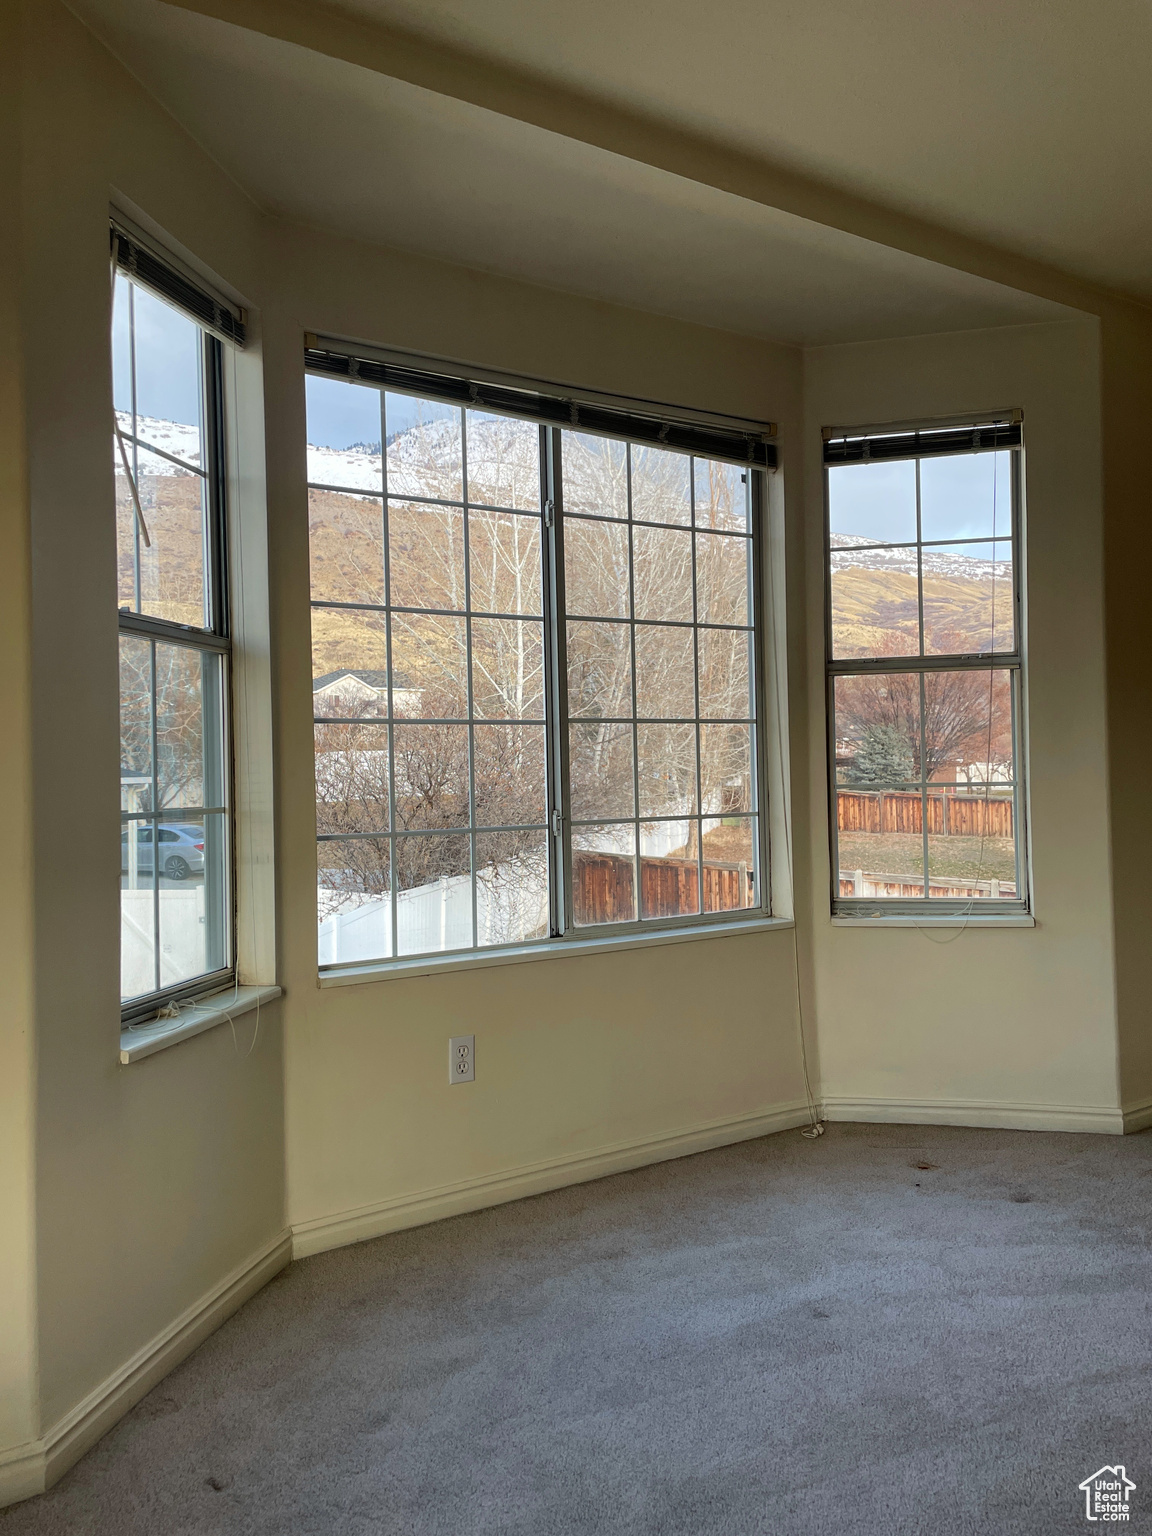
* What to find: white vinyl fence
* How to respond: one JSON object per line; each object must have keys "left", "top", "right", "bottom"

{"left": 121, "top": 886, "right": 207, "bottom": 998}
{"left": 318, "top": 856, "right": 550, "bottom": 965}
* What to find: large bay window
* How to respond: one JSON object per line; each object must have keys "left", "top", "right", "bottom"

{"left": 306, "top": 347, "right": 775, "bottom": 970}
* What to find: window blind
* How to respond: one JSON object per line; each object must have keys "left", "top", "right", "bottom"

{"left": 110, "top": 220, "right": 246, "bottom": 348}
{"left": 304, "top": 344, "right": 777, "bottom": 469}
{"left": 823, "top": 414, "right": 1021, "bottom": 465}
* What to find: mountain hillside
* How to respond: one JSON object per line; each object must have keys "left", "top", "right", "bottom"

{"left": 830, "top": 533, "right": 1014, "bottom": 657}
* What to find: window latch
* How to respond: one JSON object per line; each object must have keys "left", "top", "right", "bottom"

{"left": 551, "top": 807, "right": 563, "bottom": 838}
{"left": 544, "top": 498, "right": 555, "bottom": 529}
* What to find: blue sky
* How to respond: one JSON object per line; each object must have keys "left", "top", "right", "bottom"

{"left": 112, "top": 277, "right": 202, "bottom": 427}
{"left": 828, "top": 450, "right": 1012, "bottom": 544}
{"left": 306, "top": 374, "right": 457, "bottom": 448}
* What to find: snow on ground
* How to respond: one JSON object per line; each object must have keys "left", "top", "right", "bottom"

{"left": 830, "top": 532, "right": 1009, "bottom": 581}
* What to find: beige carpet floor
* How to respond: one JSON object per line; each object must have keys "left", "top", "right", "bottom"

{"left": 3, "top": 1121, "right": 1150, "bottom": 1535}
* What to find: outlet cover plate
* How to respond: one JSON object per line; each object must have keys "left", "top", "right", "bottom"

{"left": 449, "top": 1035, "right": 475, "bottom": 1084}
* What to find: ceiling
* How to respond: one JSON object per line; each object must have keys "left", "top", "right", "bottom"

{"left": 331, "top": 0, "right": 1152, "bottom": 301}
{"left": 70, "top": 0, "right": 1086, "bottom": 345}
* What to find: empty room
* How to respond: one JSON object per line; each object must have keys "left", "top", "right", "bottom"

{"left": 1, "top": 1, "right": 1150, "bottom": 1531}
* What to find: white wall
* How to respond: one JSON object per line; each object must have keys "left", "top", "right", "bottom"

{"left": 803, "top": 321, "right": 1119, "bottom": 1128}
{"left": 7, "top": 1, "right": 286, "bottom": 1492}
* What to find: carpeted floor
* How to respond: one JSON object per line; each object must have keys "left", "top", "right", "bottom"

{"left": 4, "top": 1122, "right": 1151, "bottom": 1535}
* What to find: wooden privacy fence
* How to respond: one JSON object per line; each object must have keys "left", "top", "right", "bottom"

{"left": 572, "top": 850, "right": 752, "bottom": 925}
{"left": 837, "top": 788, "right": 1013, "bottom": 838}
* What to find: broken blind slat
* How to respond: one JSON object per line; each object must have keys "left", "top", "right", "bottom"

{"left": 304, "top": 347, "right": 777, "bottom": 469}
{"left": 823, "top": 419, "right": 1021, "bottom": 465}
{"left": 111, "top": 223, "right": 246, "bottom": 348}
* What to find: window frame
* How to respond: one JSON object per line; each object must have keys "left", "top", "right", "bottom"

{"left": 117, "top": 276, "right": 236, "bottom": 1024}
{"left": 307, "top": 363, "right": 774, "bottom": 975}
{"left": 822, "top": 417, "right": 1029, "bottom": 918}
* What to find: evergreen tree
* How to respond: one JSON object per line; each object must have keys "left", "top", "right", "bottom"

{"left": 843, "top": 722, "right": 914, "bottom": 785}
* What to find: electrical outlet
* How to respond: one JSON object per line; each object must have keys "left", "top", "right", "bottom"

{"left": 449, "top": 1035, "right": 474, "bottom": 1084}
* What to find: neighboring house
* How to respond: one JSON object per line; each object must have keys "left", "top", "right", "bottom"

{"left": 312, "top": 669, "right": 420, "bottom": 716}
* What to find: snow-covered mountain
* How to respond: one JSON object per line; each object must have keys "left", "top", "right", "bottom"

{"left": 830, "top": 532, "right": 1008, "bottom": 582}
{"left": 115, "top": 412, "right": 201, "bottom": 470}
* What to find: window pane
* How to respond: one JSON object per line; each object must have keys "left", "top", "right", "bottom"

{"left": 157, "top": 812, "right": 228, "bottom": 987}
{"left": 697, "top": 628, "right": 752, "bottom": 719}
{"left": 696, "top": 531, "right": 751, "bottom": 627}
{"left": 701, "top": 815, "right": 757, "bottom": 911}
{"left": 640, "top": 821, "right": 700, "bottom": 920}
{"left": 388, "top": 501, "right": 466, "bottom": 611}
{"left": 318, "top": 837, "right": 393, "bottom": 966}
{"left": 834, "top": 673, "right": 922, "bottom": 785}
{"left": 469, "top": 510, "right": 542, "bottom": 616}
{"left": 386, "top": 393, "right": 461, "bottom": 501}
{"left": 560, "top": 433, "right": 628, "bottom": 518}
{"left": 633, "top": 524, "right": 692, "bottom": 623}
{"left": 569, "top": 723, "right": 634, "bottom": 820}
{"left": 128, "top": 284, "right": 204, "bottom": 470}
{"left": 920, "top": 451, "right": 1012, "bottom": 543}
{"left": 116, "top": 444, "right": 207, "bottom": 627}
{"left": 567, "top": 621, "right": 633, "bottom": 719}
{"left": 835, "top": 790, "right": 927, "bottom": 898}
{"left": 700, "top": 723, "right": 754, "bottom": 815}
{"left": 927, "top": 791, "right": 1018, "bottom": 900}
{"left": 112, "top": 275, "right": 133, "bottom": 417}
{"left": 572, "top": 824, "right": 636, "bottom": 925}
{"left": 390, "top": 613, "right": 468, "bottom": 718}
{"left": 636, "top": 723, "right": 697, "bottom": 817}
{"left": 120, "top": 635, "right": 153, "bottom": 812}
{"left": 924, "top": 668, "right": 1015, "bottom": 784}
{"left": 563, "top": 518, "right": 630, "bottom": 619}
{"left": 395, "top": 834, "right": 472, "bottom": 954}
{"left": 829, "top": 542, "right": 919, "bottom": 659}
{"left": 312, "top": 614, "right": 391, "bottom": 719}
{"left": 634, "top": 624, "right": 695, "bottom": 719}
{"left": 154, "top": 643, "right": 225, "bottom": 811}
{"left": 630, "top": 446, "right": 691, "bottom": 525}
{"left": 315, "top": 723, "right": 389, "bottom": 834}
{"left": 121, "top": 818, "right": 158, "bottom": 1000}
{"left": 393, "top": 724, "right": 470, "bottom": 830}
{"left": 694, "top": 459, "right": 749, "bottom": 532}
{"left": 306, "top": 375, "right": 383, "bottom": 492}
{"left": 474, "top": 724, "right": 547, "bottom": 826}
{"left": 828, "top": 459, "right": 916, "bottom": 545}
{"left": 309, "top": 489, "right": 384, "bottom": 606}
{"left": 476, "top": 830, "right": 549, "bottom": 946}
{"left": 466, "top": 411, "right": 539, "bottom": 511}
{"left": 922, "top": 541, "right": 1014, "bottom": 655}
{"left": 471, "top": 618, "right": 545, "bottom": 720}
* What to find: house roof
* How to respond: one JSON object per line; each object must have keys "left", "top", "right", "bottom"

{"left": 312, "top": 669, "right": 413, "bottom": 692}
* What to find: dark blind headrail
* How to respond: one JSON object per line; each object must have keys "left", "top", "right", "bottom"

{"left": 111, "top": 223, "right": 246, "bottom": 348}
{"left": 823, "top": 418, "right": 1021, "bottom": 465}
{"left": 305, "top": 347, "right": 777, "bottom": 469}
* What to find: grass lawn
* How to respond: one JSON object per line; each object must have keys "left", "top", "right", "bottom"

{"left": 838, "top": 832, "right": 1016, "bottom": 884}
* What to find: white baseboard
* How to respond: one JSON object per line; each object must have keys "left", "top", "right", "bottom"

{"left": 0, "top": 1229, "right": 291, "bottom": 1510}
{"left": 292, "top": 1100, "right": 813, "bottom": 1259}
{"left": 821, "top": 1094, "right": 1125, "bottom": 1135}
{"left": 1122, "top": 1096, "right": 1152, "bottom": 1135}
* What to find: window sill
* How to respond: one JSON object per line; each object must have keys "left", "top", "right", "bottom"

{"left": 120, "top": 984, "right": 282, "bottom": 1063}
{"left": 831, "top": 914, "right": 1035, "bottom": 928}
{"left": 318, "top": 916, "right": 793, "bottom": 988}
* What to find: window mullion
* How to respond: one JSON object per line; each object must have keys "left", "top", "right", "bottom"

{"left": 545, "top": 426, "right": 571, "bottom": 936}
